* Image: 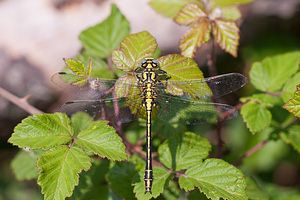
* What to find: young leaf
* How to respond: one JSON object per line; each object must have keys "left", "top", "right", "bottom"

{"left": 249, "top": 51, "right": 300, "bottom": 93}
{"left": 75, "top": 54, "right": 114, "bottom": 79}
{"left": 64, "top": 58, "right": 89, "bottom": 77}
{"left": 112, "top": 31, "right": 157, "bottom": 71}
{"left": 149, "top": 0, "right": 200, "bottom": 18}
{"left": 79, "top": 4, "right": 130, "bottom": 58}
{"left": 174, "top": 3, "right": 207, "bottom": 26}
{"left": 133, "top": 166, "right": 173, "bottom": 200}
{"left": 108, "top": 162, "right": 136, "bottom": 199}
{"left": 9, "top": 113, "right": 73, "bottom": 149}
{"left": 158, "top": 54, "right": 212, "bottom": 98}
{"left": 280, "top": 125, "right": 300, "bottom": 154}
{"left": 74, "top": 120, "right": 127, "bottom": 161}
{"left": 158, "top": 132, "right": 211, "bottom": 171}
{"left": 179, "top": 20, "right": 211, "bottom": 58}
{"left": 38, "top": 145, "right": 91, "bottom": 200}
{"left": 174, "top": 3, "right": 210, "bottom": 58}
{"left": 283, "top": 84, "right": 300, "bottom": 118}
{"left": 212, "top": 19, "right": 239, "bottom": 57}
{"left": 245, "top": 177, "right": 269, "bottom": 200}
{"left": 179, "top": 158, "right": 247, "bottom": 200}
{"left": 11, "top": 150, "right": 41, "bottom": 180}
{"left": 241, "top": 102, "right": 272, "bottom": 133}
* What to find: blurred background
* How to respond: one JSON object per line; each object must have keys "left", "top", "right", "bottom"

{"left": 0, "top": 0, "right": 299, "bottom": 199}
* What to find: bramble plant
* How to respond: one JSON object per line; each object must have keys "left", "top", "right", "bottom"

{"left": 7, "top": 1, "right": 300, "bottom": 200}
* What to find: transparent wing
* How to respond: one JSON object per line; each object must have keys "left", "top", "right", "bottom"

{"left": 162, "top": 73, "right": 247, "bottom": 99}
{"left": 154, "top": 94, "right": 237, "bottom": 125}
{"left": 51, "top": 71, "right": 244, "bottom": 124}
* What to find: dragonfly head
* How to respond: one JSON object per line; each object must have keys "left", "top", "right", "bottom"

{"left": 140, "top": 58, "right": 160, "bottom": 69}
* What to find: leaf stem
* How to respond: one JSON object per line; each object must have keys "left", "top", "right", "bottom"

{"left": 0, "top": 86, "right": 43, "bottom": 115}
{"left": 234, "top": 139, "right": 269, "bottom": 166}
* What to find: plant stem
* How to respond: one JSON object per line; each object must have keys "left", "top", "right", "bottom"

{"left": 234, "top": 139, "right": 269, "bottom": 166}
{"left": 207, "top": 36, "right": 224, "bottom": 158}
{"left": 0, "top": 87, "right": 43, "bottom": 115}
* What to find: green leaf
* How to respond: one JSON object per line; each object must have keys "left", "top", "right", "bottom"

{"left": 179, "top": 20, "right": 211, "bottom": 58}
{"left": 174, "top": 3, "right": 207, "bottom": 26}
{"left": 38, "top": 145, "right": 91, "bottom": 200}
{"left": 79, "top": 4, "right": 130, "bottom": 58}
{"left": 75, "top": 54, "right": 114, "bottom": 79}
{"left": 209, "top": 0, "right": 253, "bottom": 8}
{"left": 9, "top": 113, "right": 73, "bottom": 149}
{"left": 179, "top": 158, "right": 247, "bottom": 200}
{"left": 220, "top": 6, "right": 242, "bottom": 20}
{"left": 158, "top": 54, "right": 212, "bottom": 98}
{"left": 133, "top": 166, "right": 173, "bottom": 200}
{"left": 11, "top": 150, "right": 41, "bottom": 180}
{"left": 249, "top": 51, "right": 300, "bottom": 93}
{"left": 281, "top": 125, "right": 300, "bottom": 154}
{"left": 71, "top": 112, "right": 93, "bottom": 138}
{"left": 283, "top": 84, "right": 300, "bottom": 118}
{"left": 212, "top": 19, "right": 239, "bottom": 57}
{"left": 245, "top": 177, "right": 269, "bottom": 200}
{"left": 281, "top": 72, "right": 300, "bottom": 102}
{"left": 112, "top": 31, "right": 157, "bottom": 71}
{"left": 74, "top": 120, "right": 127, "bottom": 161}
{"left": 70, "top": 160, "right": 113, "bottom": 200}
{"left": 158, "top": 132, "right": 211, "bottom": 171}
{"left": 108, "top": 162, "right": 136, "bottom": 199}
{"left": 64, "top": 58, "right": 90, "bottom": 77}
{"left": 149, "top": 0, "right": 200, "bottom": 18}
{"left": 240, "top": 94, "right": 283, "bottom": 107}
{"left": 241, "top": 102, "right": 272, "bottom": 133}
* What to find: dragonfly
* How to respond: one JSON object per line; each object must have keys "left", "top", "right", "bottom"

{"left": 53, "top": 58, "right": 247, "bottom": 194}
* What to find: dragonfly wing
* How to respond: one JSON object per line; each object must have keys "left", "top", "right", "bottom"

{"left": 163, "top": 73, "right": 247, "bottom": 99}
{"left": 155, "top": 95, "right": 237, "bottom": 125}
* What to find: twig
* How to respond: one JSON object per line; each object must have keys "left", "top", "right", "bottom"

{"left": 0, "top": 87, "right": 43, "bottom": 115}
{"left": 234, "top": 139, "right": 269, "bottom": 166}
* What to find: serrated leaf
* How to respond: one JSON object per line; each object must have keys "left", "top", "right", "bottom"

{"left": 75, "top": 120, "right": 127, "bottom": 161}
{"left": 179, "top": 19, "right": 211, "bottom": 58}
{"left": 158, "top": 54, "right": 212, "bottom": 98}
{"left": 112, "top": 31, "right": 157, "bottom": 71}
{"left": 9, "top": 113, "right": 73, "bottom": 149}
{"left": 241, "top": 102, "right": 272, "bottom": 133}
{"left": 179, "top": 158, "right": 247, "bottom": 200}
{"left": 108, "top": 162, "right": 136, "bottom": 199}
{"left": 38, "top": 145, "right": 91, "bottom": 200}
{"left": 283, "top": 84, "right": 300, "bottom": 118}
{"left": 174, "top": 3, "right": 207, "bottom": 26}
{"left": 158, "top": 132, "right": 211, "bottom": 171}
{"left": 149, "top": 0, "right": 200, "bottom": 18}
{"left": 249, "top": 51, "right": 300, "bottom": 93}
{"left": 79, "top": 4, "right": 130, "bottom": 58}
{"left": 212, "top": 19, "right": 239, "bottom": 57}
{"left": 75, "top": 54, "right": 114, "bottom": 79}
{"left": 245, "top": 177, "right": 269, "bottom": 200}
{"left": 209, "top": 0, "right": 253, "bottom": 8}
{"left": 133, "top": 166, "right": 173, "bottom": 200}
{"left": 11, "top": 150, "right": 41, "bottom": 180}
{"left": 281, "top": 125, "right": 300, "bottom": 154}
{"left": 281, "top": 72, "right": 300, "bottom": 102}
{"left": 64, "top": 58, "right": 89, "bottom": 77}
